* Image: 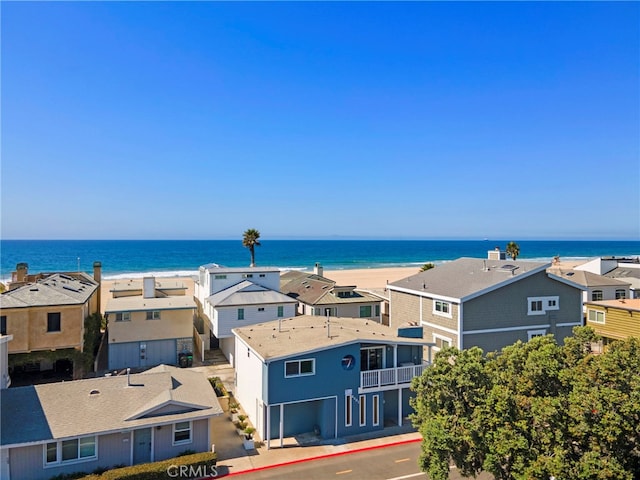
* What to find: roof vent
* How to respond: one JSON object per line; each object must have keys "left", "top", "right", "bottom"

{"left": 89, "top": 389, "right": 100, "bottom": 395}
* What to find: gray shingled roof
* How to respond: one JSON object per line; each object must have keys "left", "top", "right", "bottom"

{"left": 279, "top": 271, "right": 378, "bottom": 306}
{"left": 0, "top": 366, "right": 222, "bottom": 447}
{"left": 0, "top": 273, "right": 98, "bottom": 309}
{"left": 233, "top": 315, "right": 426, "bottom": 362}
{"left": 549, "top": 270, "right": 631, "bottom": 288}
{"left": 206, "top": 281, "right": 296, "bottom": 307}
{"left": 388, "top": 257, "right": 551, "bottom": 301}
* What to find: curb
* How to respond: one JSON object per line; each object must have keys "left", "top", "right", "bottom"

{"left": 218, "top": 437, "right": 422, "bottom": 477}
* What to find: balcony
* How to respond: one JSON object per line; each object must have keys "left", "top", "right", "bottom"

{"left": 359, "top": 362, "right": 429, "bottom": 392}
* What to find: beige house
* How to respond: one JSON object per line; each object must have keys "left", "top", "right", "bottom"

{"left": 0, "top": 263, "right": 101, "bottom": 378}
{"left": 280, "top": 264, "right": 384, "bottom": 322}
{"left": 105, "top": 277, "right": 196, "bottom": 371}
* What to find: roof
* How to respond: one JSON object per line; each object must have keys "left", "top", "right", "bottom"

{"left": 109, "top": 278, "right": 187, "bottom": 293}
{"left": 604, "top": 266, "right": 640, "bottom": 291}
{"left": 585, "top": 298, "right": 640, "bottom": 312}
{"left": 105, "top": 295, "right": 196, "bottom": 313}
{"left": 206, "top": 280, "right": 297, "bottom": 307}
{"left": 0, "top": 366, "right": 222, "bottom": 447}
{"left": 233, "top": 315, "right": 427, "bottom": 362}
{"left": 0, "top": 273, "right": 98, "bottom": 309}
{"left": 200, "top": 264, "right": 280, "bottom": 274}
{"left": 388, "top": 257, "right": 552, "bottom": 301}
{"left": 547, "top": 269, "right": 631, "bottom": 288}
{"left": 280, "top": 271, "right": 381, "bottom": 306}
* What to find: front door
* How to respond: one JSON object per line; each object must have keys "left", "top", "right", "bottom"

{"left": 133, "top": 428, "right": 152, "bottom": 464}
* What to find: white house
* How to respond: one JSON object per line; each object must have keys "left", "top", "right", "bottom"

{"left": 194, "top": 264, "right": 297, "bottom": 365}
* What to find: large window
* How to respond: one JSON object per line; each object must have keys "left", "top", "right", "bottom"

{"left": 284, "top": 359, "right": 315, "bottom": 377}
{"left": 433, "top": 300, "right": 451, "bottom": 317}
{"left": 115, "top": 312, "right": 130, "bottom": 322}
{"left": 277, "top": 306, "right": 284, "bottom": 317}
{"left": 588, "top": 309, "right": 605, "bottom": 324}
{"left": 237, "top": 308, "right": 244, "bottom": 320}
{"left": 47, "top": 312, "right": 61, "bottom": 332}
{"left": 615, "top": 289, "right": 626, "bottom": 300}
{"left": 145, "top": 311, "right": 160, "bottom": 320}
{"left": 173, "top": 421, "right": 192, "bottom": 445}
{"left": 360, "top": 347, "right": 384, "bottom": 371}
{"left": 45, "top": 436, "right": 96, "bottom": 466}
{"left": 527, "top": 296, "right": 560, "bottom": 315}
{"left": 433, "top": 334, "right": 452, "bottom": 351}
{"left": 359, "top": 306, "right": 372, "bottom": 318}
{"left": 592, "top": 290, "right": 603, "bottom": 301}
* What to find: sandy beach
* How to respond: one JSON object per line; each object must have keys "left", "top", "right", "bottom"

{"left": 99, "top": 266, "right": 420, "bottom": 312}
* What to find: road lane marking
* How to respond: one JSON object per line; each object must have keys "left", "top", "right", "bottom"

{"left": 336, "top": 469, "right": 353, "bottom": 475}
{"left": 395, "top": 458, "right": 410, "bottom": 463}
{"left": 386, "top": 473, "right": 425, "bottom": 480}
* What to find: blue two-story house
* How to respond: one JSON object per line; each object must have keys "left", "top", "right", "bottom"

{"left": 233, "top": 316, "right": 432, "bottom": 449}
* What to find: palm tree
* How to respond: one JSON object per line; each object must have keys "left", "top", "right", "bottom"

{"left": 242, "top": 228, "right": 261, "bottom": 267}
{"left": 506, "top": 241, "right": 520, "bottom": 261}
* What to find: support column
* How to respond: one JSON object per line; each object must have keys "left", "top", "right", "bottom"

{"left": 393, "top": 344, "right": 398, "bottom": 368}
{"left": 266, "top": 405, "right": 271, "bottom": 450}
{"left": 397, "top": 388, "right": 402, "bottom": 426}
{"left": 279, "top": 404, "right": 284, "bottom": 448}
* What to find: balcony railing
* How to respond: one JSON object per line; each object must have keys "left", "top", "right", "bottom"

{"left": 360, "top": 362, "right": 429, "bottom": 390}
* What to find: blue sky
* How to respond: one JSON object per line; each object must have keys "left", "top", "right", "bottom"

{"left": 2, "top": 2, "right": 638, "bottom": 240}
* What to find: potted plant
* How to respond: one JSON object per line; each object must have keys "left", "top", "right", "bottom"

{"left": 243, "top": 427, "right": 256, "bottom": 450}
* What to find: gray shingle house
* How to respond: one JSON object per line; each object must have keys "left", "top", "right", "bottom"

{"left": 387, "top": 257, "right": 584, "bottom": 354}
{"left": 0, "top": 365, "right": 222, "bottom": 480}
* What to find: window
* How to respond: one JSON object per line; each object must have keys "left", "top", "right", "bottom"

{"left": 146, "top": 311, "right": 160, "bottom": 320}
{"left": 115, "top": 312, "right": 130, "bottom": 322}
{"left": 527, "top": 296, "right": 559, "bottom": 315}
{"left": 359, "top": 395, "right": 366, "bottom": 426}
{"left": 45, "top": 436, "right": 96, "bottom": 466}
{"left": 359, "top": 305, "right": 372, "bottom": 318}
{"left": 47, "top": 312, "right": 61, "bottom": 332}
{"left": 592, "top": 290, "right": 603, "bottom": 301}
{"left": 360, "top": 347, "right": 384, "bottom": 371}
{"left": 375, "top": 305, "right": 380, "bottom": 317}
{"left": 372, "top": 395, "right": 380, "bottom": 426}
{"left": 259, "top": 274, "right": 266, "bottom": 277}
{"left": 284, "top": 359, "right": 315, "bottom": 377}
{"left": 277, "top": 306, "right": 284, "bottom": 317}
{"left": 345, "top": 394, "right": 352, "bottom": 427}
{"left": 173, "top": 421, "right": 192, "bottom": 445}
{"left": 433, "top": 334, "right": 452, "bottom": 351}
{"left": 214, "top": 274, "right": 227, "bottom": 280}
{"left": 588, "top": 309, "right": 605, "bottom": 324}
{"left": 528, "top": 329, "right": 547, "bottom": 340}
{"left": 433, "top": 300, "right": 451, "bottom": 317}
{"left": 615, "top": 289, "right": 626, "bottom": 300}
{"left": 243, "top": 274, "right": 253, "bottom": 279}
{"left": 258, "top": 307, "right": 265, "bottom": 312}
{"left": 0, "top": 316, "right": 6, "bottom": 335}
{"left": 237, "top": 308, "right": 244, "bottom": 320}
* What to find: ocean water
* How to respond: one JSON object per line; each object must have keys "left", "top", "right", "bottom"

{"left": 1, "top": 239, "right": 639, "bottom": 282}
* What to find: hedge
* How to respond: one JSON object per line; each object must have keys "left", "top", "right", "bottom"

{"left": 74, "top": 452, "right": 217, "bottom": 480}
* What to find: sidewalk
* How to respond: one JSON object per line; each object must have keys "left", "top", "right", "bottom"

{"left": 189, "top": 351, "right": 423, "bottom": 477}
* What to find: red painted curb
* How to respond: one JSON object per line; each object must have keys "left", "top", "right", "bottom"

{"left": 216, "top": 437, "right": 422, "bottom": 477}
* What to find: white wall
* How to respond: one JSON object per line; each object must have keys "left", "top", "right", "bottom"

{"left": 214, "top": 304, "right": 297, "bottom": 338}
{"left": 234, "top": 336, "right": 266, "bottom": 439}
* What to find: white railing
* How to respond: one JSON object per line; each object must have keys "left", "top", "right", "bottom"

{"left": 360, "top": 362, "right": 429, "bottom": 390}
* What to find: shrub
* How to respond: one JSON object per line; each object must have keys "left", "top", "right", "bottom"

{"left": 77, "top": 452, "right": 216, "bottom": 480}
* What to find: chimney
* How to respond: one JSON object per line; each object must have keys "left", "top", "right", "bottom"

{"left": 314, "top": 262, "right": 323, "bottom": 277}
{"left": 93, "top": 261, "right": 102, "bottom": 315}
{"left": 15, "top": 263, "right": 28, "bottom": 282}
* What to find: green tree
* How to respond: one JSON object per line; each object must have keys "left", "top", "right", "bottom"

{"left": 242, "top": 228, "right": 261, "bottom": 267}
{"left": 420, "top": 262, "right": 435, "bottom": 272}
{"left": 506, "top": 241, "right": 520, "bottom": 261}
{"left": 411, "top": 327, "right": 640, "bottom": 480}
